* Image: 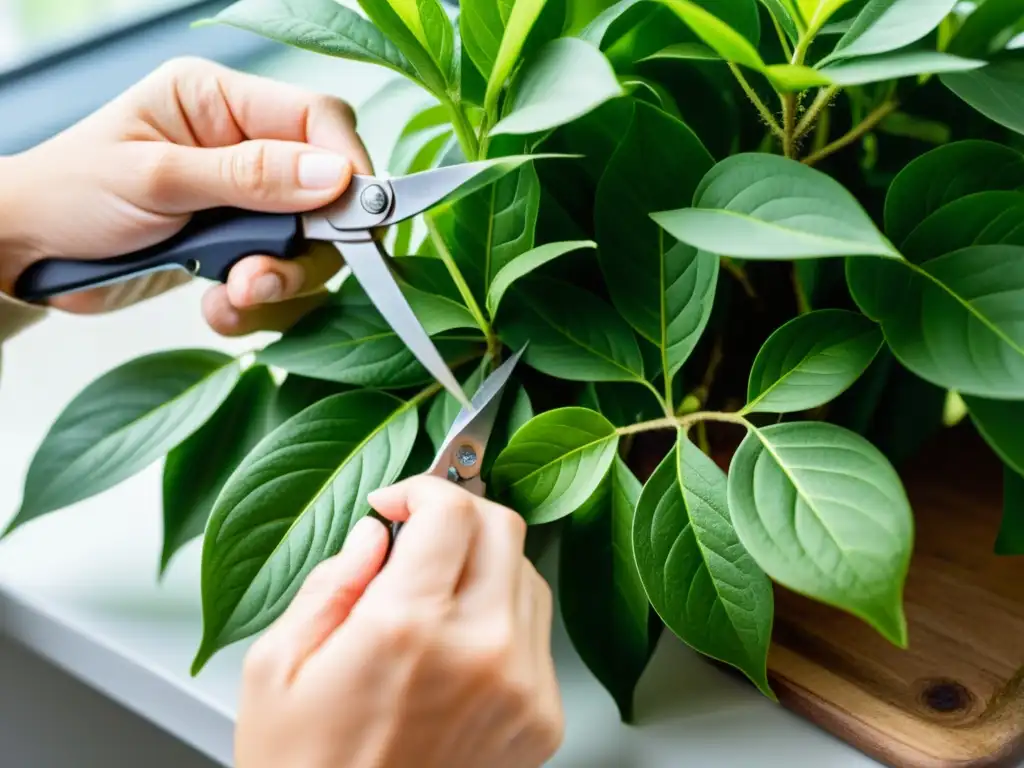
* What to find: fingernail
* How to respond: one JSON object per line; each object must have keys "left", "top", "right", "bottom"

{"left": 344, "top": 516, "right": 384, "bottom": 559}
{"left": 249, "top": 273, "right": 283, "bottom": 303}
{"left": 298, "top": 153, "right": 349, "bottom": 189}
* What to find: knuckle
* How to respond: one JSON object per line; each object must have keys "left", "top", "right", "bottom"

{"left": 242, "top": 636, "right": 282, "bottom": 686}
{"left": 318, "top": 94, "right": 357, "bottom": 128}
{"left": 157, "top": 55, "right": 208, "bottom": 82}
{"left": 493, "top": 502, "right": 527, "bottom": 540}
{"left": 365, "top": 604, "right": 432, "bottom": 652}
{"left": 224, "top": 143, "right": 273, "bottom": 199}
{"left": 535, "top": 711, "right": 566, "bottom": 756}
{"left": 464, "top": 617, "right": 516, "bottom": 673}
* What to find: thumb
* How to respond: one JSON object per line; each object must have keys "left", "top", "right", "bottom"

{"left": 258, "top": 515, "right": 389, "bottom": 680}
{"left": 149, "top": 139, "right": 353, "bottom": 214}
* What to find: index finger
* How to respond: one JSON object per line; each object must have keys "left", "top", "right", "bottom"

{"left": 137, "top": 57, "right": 373, "bottom": 173}
{"left": 366, "top": 476, "right": 482, "bottom": 599}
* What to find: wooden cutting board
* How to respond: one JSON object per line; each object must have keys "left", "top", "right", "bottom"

{"left": 766, "top": 426, "right": 1024, "bottom": 768}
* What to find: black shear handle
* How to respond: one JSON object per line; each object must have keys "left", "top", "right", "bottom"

{"left": 13, "top": 208, "right": 304, "bottom": 303}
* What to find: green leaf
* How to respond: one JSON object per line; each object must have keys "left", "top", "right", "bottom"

{"left": 594, "top": 99, "right": 716, "bottom": 363}
{"left": 484, "top": 0, "right": 551, "bottom": 114}
{"left": 425, "top": 358, "right": 488, "bottom": 450}
{"left": 491, "top": 38, "right": 624, "bottom": 135}
{"left": 822, "top": 0, "right": 959, "bottom": 64}
{"left": 481, "top": 383, "right": 535, "bottom": 479}
{"left": 560, "top": 456, "right": 652, "bottom": 722}
{"left": 638, "top": 41, "right": 720, "bottom": 60}
{"left": 198, "top": 0, "right": 418, "bottom": 81}
{"left": 759, "top": 0, "right": 801, "bottom": 44}
{"left": 652, "top": 154, "right": 898, "bottom": 260}
{"left": 728, "top": 422, "right": 913, "bottom": 646}
{"left": 391, "top": 255, "right": 463, "bottom": 302}
{"left": 948, "top": 0, "right": 1024, "bottom": 57}
{"left": 432, "top": 145, "right": 544, "bottom": 306}
{"left": 356, "top": 0, "right": 448, "bottom": 94}
{"left": 161, "top": 366, "right": 277, "bottom": 575}
{"left": 942, "top": 59, "right": 1024, "bottom": 137}
{"left": 964, "top": 396, "right": 1024, "bottom": 478}
{"left": 486, "top": 240, "right": 596, "bottom": 316}
{"left": 657, "top": 0, "right": 763, "bottom": 68}
{"left": 997, "top": 465, "right": 1024, "bottom": 556}
{"left": 497, "top": 277, "right": 646, "bottom": 383}
{"left": 762, "top": 63, "right": 833, "bottom": 91}
{"left": 634, "top": 436, "right": 774, "bottom": 697}
{"left": 901, "top": 191, "right": 1024, "bottom": 264}
{"left": 257, "top": 278, "right": 482, "bottom": 388}
{"left": 8, "top": 350, "right": 241, "bottom": 534}
{"left": 582, "top": 0, "right": 761, "bottom": 53}
{"left": 818, "top": 50, "right": 985, "bottom": 86}
{"left": 744, "top": 309, "right": 882, "bottom": 414}
{"left": 268, "top": 374, "right": 350, "bottom": 430}
{"left": 193, "top": 390, "right": 418, "bottom": 672}
{"left": 883, "top": 140, "right": 1024, "bottom": 248}
{"left": 490, "top": 407, "right": 619, "bottom": 524}
{"left": 417, "top": 0, "right": 455, "bottom": 80}
{"left": 797, "top": 0, "right": 855, "bottom": 29}
{"left": 847, "top": 245, "right": 1024, "bottom": 398}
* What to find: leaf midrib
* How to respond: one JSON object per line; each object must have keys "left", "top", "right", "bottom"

{"left": 506, "top": 430, "right": 618, "bottom": 494}
{"left": 222, "top": 396, "right": 416, "bottom": 628}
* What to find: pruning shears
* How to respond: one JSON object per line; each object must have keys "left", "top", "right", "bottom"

{"left": 14, "top": 160, "right": 525, "bottom": 512}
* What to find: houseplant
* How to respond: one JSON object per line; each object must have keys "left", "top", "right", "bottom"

{"left": 5, "top": 0, "right": 1024, "bottom": 726}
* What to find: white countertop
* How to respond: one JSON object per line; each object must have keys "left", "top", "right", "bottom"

{"left": 0, "top": 47, "right": 880, "bottom": 768}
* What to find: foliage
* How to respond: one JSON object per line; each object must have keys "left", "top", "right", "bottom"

{"left": 8, "top": 0, "right": 1024, "bottom": 723}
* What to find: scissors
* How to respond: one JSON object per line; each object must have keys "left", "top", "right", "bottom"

{"left": 12, "top": 160, "right": 530, "bottom": 410}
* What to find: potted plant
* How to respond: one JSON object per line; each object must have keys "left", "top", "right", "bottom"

{"left": 5, "top": 0, "right": 1024, "bottom": 757}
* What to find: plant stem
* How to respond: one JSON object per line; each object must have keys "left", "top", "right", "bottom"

{"left": 641, "top": 378, "right": 673, "bottom": 419}
{"left": 794, "top": 85, "right": 839, "bottom": 141}
{"left": 722, "top": 258, "right": 757, "bottom": 298}
{"left": 424, "top": 215, "right": 497, "bottom": 353}
{"left": 729, "top": 63, "right": 784, "bottom": 138}
{"left": 782, "top": 92, "right": 797, "bottom": 158}
{"left": 770, "top": 12, "right": 793, "bottom": 60}
{"left": 446, "top": 101, "right": 480, "bottom": 160}
{"left": 616, "top": 410, "right": 750, "bottom": 436}
{"left": 802, "top": 100, "right": 899, "bottom": 167}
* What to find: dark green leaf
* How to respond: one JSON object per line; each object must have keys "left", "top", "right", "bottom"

{"left": 901, "top": 191, "right": 1024, "bottom": 264}
{"left": 491, "top": 407, "right": 619, "bottom": 523}
{"left": 161, "top": 366, "right": 277, "bottom": 575}
{"left": 652, "top": 154, "right": 898, "bottom": 260}
{"left": 418, "top": 0, "right": 455, "bottom": 80}
{"left": 580, "top": 381, "right": 664, "bottom": 427}
{"left": 949, "top": 0, "right": 1024, "bottom": 58}
{"left": 594, "top": 99, "right": 716, "bottom": 370}
{"left": 486, "top": 240, "right": 596, "bottom": 316}
{"left": 883, "top": 139, "right": 1024, "bottom": 248}
{"left": 8, "top": 350, "right": 240, "bottom": 533}
{"left": 744, "top": 309, "right": 883, "bottom": 414}
{"left": 426, "top": 358, "right": 488, "bottom": 449}
{"left": 193, "top": 390, "right": 418, "bottom": 672}
{"left": 199, "top": 0, "right": 418, "bottom": 81}
{"left": 759, "top": 0, "right": 800, "bottom": 44}
{"left": 964, "top": 396, "right": 1024, "bottom": 478}
{"left": 497, "top": 277, "right": 647, "bottom": 383}
{"left": 634, "top": 436, "right": 774, "bottom": 697}
{"left": 268, "top": 374, "right": 351, "bottom": 430}
{"left": 560, "top": 456, "right": 652, "bottom": 722}
{"left": 492, "top": 38, "right": 624, "bottom": 135}
{"left": 847, "top": 245, "right": 1024, "bottom": 398}
{"left": 728, "top": 421, "right": 913, "bottom": 646}
{"left": 997, "top": 465, "right": 1024, "bottom": 555}
{"left": 391, "top": 255, "right": 463, "bottom": 302}
{"left": 822, "top": 0, "right": 959, "bottom": 64}
{"left": 942, "top": 59, "right": 1024, "bottom": 137}
{"left": 258, "top": 278, "right": 482, "bottom": 387}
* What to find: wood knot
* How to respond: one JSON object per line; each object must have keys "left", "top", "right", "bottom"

{"left": 917, "top": 679, "right": 974, "bottom": 715}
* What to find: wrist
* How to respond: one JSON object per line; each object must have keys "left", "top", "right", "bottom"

{"left": 0, "top": 154, "right": 44, "bottom": 297}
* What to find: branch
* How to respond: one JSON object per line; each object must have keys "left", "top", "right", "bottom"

{"left": 729, "top": 63, "right": 784, "bottom": 139}
{"left": 794, "top": 85, "right": 839, "bottom": 141}
{"left": 802, "top": 100, "right": 899, "bottom": 167}
{"left": 782, "top": 92, "right": 797, "bottom": 158}
{"left": 616, "top": 410, "right": 750, "bottom": 436}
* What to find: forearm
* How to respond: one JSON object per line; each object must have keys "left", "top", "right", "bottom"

{"left": 0, "top": 154, "right": 49, "bottom": 343}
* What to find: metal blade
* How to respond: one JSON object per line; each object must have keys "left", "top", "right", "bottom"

{"left": 380, "top": 157, "right": 539, "bottom": 226}
{"left": 337, "top": 240, "right": 472, "bottom": 410}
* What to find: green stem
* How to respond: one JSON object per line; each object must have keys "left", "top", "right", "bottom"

{"left": 729, "top": 63, "right": 784, "bottom": 139}
{"left": 446, "top": 101, "right": 480, "bottom": 160}
{"left": 782, "top": 92, "right": 797, "bottom": 158}
{"left": 424, "top": 215, "right": 496, "bottom": 351}
{"left": 770, "top": 12, "right": 793, "bottom": 60}
{"left": 802, "top": 100, "right": 898, "bottom": 167}
{"left": 641, "top": 378, "right": 673, "bottom": 419}
{"left": 794, "top": 85, "right": 839, "bottom": 141}
{"left": 616, "top": 410, "right": 751, "bottom": 436}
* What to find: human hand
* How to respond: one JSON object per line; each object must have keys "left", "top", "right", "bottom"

{"left": 235, "top": 476, "right": 565, "bottom": 768}
{"left": 0, "top": 56, "right": 370, "bottom": 336}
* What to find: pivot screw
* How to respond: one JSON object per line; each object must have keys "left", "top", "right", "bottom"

{"left": 455, "top": 445, "right": 478, "bottom": 467}
{"left": 360, "top": 184, "right": 388, "bottom": 214}
{"left": 447, "top": 467, "right": 459, "bottom": 482}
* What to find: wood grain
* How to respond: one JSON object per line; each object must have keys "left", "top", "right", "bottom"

{"left": 767, "top": 425, "right": 1024, "bottom": 768}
